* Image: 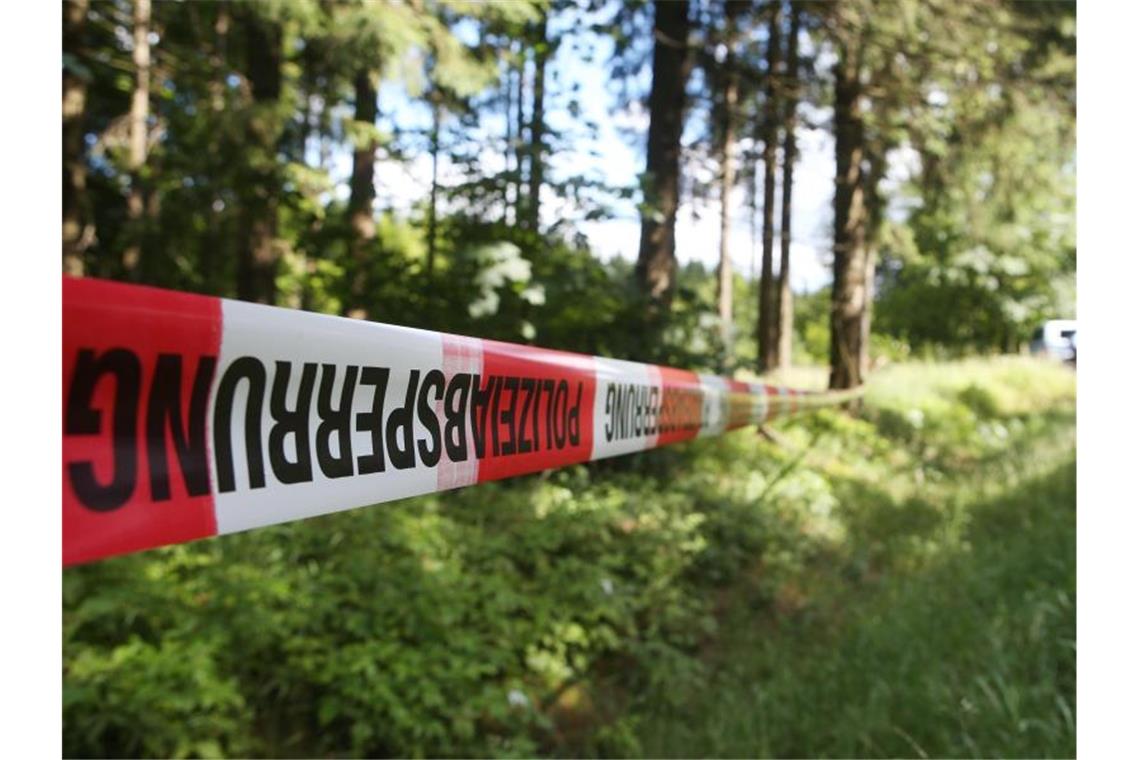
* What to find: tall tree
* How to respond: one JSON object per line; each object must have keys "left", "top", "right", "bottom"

{"left": 62, "top": 0, "right": 90, "bottom": 277}
{"left": 757, "top": 1, "right": 782, "bottom": 372}
{"left": 427, "top": 83, "right": 443, "bottom": 278}
{"left": 635, "top": 0, "right": 693, "bottom": 307}
{"left": 523, "top": 10, "right": 550, "bottom": 231}
{"left": 776, "top": 2, "right": 801, "bottom": 369}
{"left": 502, "top": 52, "right": 516, "bottom": 223}
{"left": 347, "top": 69, "right": 378, "bottom": 316}
{"left": 823, "top": 0, "right": 1015, "bottom": 386}
{"left": 874, "top": 1, "right": 1076, "bottom": 354}
{"left": 515, "top": 40, "right": 528, "bottom": 225}
{"left": 122, "top": 0, "right": 152, "bottom": 279}
{"left": 236, "top": 12, "right": 283, "bottom": 305}
{"left": 715, "top": 1, "right": 747, "bottom": 368}
{"left": 828, "top": 17, "right": 869, "bottom": 390}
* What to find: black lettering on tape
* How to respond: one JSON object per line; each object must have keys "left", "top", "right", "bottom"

{"left": 416, "top": 369, "right": 445, "bottom": 467}
{"left": 387, "top": 369, "right": 419, "bottom": 470}
{"left": 604, "top": 383, "right": 615, "bottom": 443}
{"left": 268, "top": 361, "right": 317, "bottom": 484}
{"left": 568, "top": 381, "right": 583, "bottom": 447}
{"left": 469, "top": 373, "right": 494, "bottom": 459}
{"left": 517, "top": 378, "right": 535, "bottom": 454}
{"left": 542, "top": 379, "right": 555, "bottom": 449}
{"left": 214, "top": 356, "right": 267, "bottom": 493}
{"left": 316, "top": 364, "right": 357, "bottom": 479}
{"left": 648, "top": 387, "right": 660, "bottom": 435}
{"left": 529, "top": 378, "right": 543, "bottom": 452}
{"left": 490, "top": 375, "right": 503, "bottom": 456}
{"left": 355, "top": 366, "right": 389, "bottom": 475}
{"left": 65, "top": 348, "right": 142, "bottom": 511}
{"left": 500, "top": 376, "right": 519, "bottom": 456}
{"left": 146, "top": 354, "right": 215, "bottom": 501}
{"left": 443, "top": 373, "right": 471, "bottom": 462}
{"left": 553, "top": 380, "right": 568, "bottom": 448}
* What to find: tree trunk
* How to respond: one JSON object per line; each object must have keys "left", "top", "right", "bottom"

{"left": 347, "top": 69, "right": 378, "bottom": 316}
{"left": 635, "top": 0, "right": 693, "bottom": 307}
{"left": 63, "top": 0, "right": 90, "bottom": 277}
{"left": 747, "top": 153, "right": 758, "bottom": 282}
{"left": 502, "top": 55, "right": 514, "bottom": 224}
{"left": 237, "top": 14, "right": 282, "bottom": 305}
{"left": 716, "top": 2, "right": 745, "bottom": 369}
{"left": 829, "top": 37, "right": 869, "bottom": 390}
{"left": 514, "top": 43, "right": 528, "bottom": 226}
{"left": 776, "top": 4, "right": 801, "bottom": 370}
{"left": 524, "top": 12, "right": 549, "bottom": 232}
{"left": 122, "top": 0, "right": 151, "bottom": 279}
{"left": 202, "top": 5, "right": 229, "bottom": 294}
{"left": 861, "top": 148, "right": 887, "bottom": 377}
{"left": 757, "top": 2, "right": 782, "bottom": 372}
{"left": 427, "top": 90, "right": 441, "bottom": 280}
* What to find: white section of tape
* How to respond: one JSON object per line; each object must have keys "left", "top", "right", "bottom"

{"left": 748, "top": 382, "right": 770, "bottom": 424}
{"left": 437, "top": 335, "right": 483, "bottom": 491}
{"left": 210, "top": 301, "right": 445, "bottom": 535}
{"left": 591, "top": 357, "right": 660, "bottom": 460}
{"left": 697, "top": 374, "right": 730, "bottom": 437}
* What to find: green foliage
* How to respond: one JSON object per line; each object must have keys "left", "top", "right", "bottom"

{"left": 627, "top": 357, "right": 1076, "bottom": 759}
{"left": 63, "top": 0, "right": 1077, "bottom": 754}
{"left": 64, "top": 358, "right": 1074, "bottom": 758}
{"left": 64, "top": 636, "right": 250, "bottom": 759}
{"left": 791, "top": 287, "right": 831, "bottom": 365}
{"left": 872, "top": 2, "right": 1076, "bottom": 353}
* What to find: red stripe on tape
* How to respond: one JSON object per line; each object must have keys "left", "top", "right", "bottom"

{"left": 63, "top": 278, "right": 222, "bottom": 565}
{"left": 61, "top": 277, "right": 859, "bottom": 565}
{"left": 655, "top": 366, "right": 703, "bottom": 446}
{"left": 475, "top": 340, "right": 597, "bottom": 483}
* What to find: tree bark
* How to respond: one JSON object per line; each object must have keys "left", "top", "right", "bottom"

{"left": 829, "top": 36, "right": 869, "bottom": 390}
{"left": 776, "top": 4, "right": 801, "bottom": 370}
{"left": 347, "top": 69, "right": 378, "bottom": 316}
{"left": 427, "top": 89, "right": 441, "bottom": 280}
{"left": 635, "top": 0, "right": 693, "bottom": 307}
{"left": 716, "top": 2, "right": 745, "bottom": 369}
{"left": 861, "top": 148, "right": 887, "bottom": 377}
{"left": 748, "top": 160, "right": 758, "bottom": 283}
{"left": 514, "top": 42, "right": 528, "bottom": 226}
{"left": 237, "top": 14, "right": 282, "bottom": 305}
{"left": 502, "top": 54, "right": 514, "bottom": 224}
{"left": 757, "top": 2, "right": 782, "bottom": 372}
{"left": 122, "top": 0, "right": 151, "bottom": 278}
{"left": 524, "top": 12, "right": 549, "bottom": 232}
{"left": 201, "top": 5, "right": 229, "bottom": 294}
{"left": 63, "top": 0, "right": 91, "bottom": 277}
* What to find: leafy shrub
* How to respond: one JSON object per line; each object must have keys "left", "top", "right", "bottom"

{"left": 63, "top": 358, "right": 1075, "bottom": 758}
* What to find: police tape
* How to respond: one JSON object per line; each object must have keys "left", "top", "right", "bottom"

{"left": 62, "top": 276, "right": 863, "bottom": 565}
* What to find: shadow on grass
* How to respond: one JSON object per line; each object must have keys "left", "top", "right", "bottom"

{"left": 627, "top": 457, "right": 1076, "bottom": 759}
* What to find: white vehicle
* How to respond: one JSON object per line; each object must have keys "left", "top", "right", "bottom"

{"left": 1029, "top": 319, "right": 1076, "bottom": 364}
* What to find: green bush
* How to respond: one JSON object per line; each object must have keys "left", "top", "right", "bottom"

{"left": 63, "top": 358, "right": 1075, "bottom": 758}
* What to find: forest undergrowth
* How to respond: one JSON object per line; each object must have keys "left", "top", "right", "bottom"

{"left": 63, "top": 357, "right": 1076, "bottom": 758}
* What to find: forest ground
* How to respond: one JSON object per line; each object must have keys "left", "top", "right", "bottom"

{"left": 619, "top": 359, "right": 1077, "bottom": 758}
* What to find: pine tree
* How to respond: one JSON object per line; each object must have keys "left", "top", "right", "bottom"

{"left": 757, "top": 1, "right": 782, "bottom": 372}
{"left": 776, "top": 2, "right": 801, "bottom": 370}
{"left": 62, "top": 0, "right": 90, "bottom": 277}
{"left": 635, "top": 0, "right": 693, "bottom": 308}
{"left": 121, "top": 0, "right": 152, "bottom": 279}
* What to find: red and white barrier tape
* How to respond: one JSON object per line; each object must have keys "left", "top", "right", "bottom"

{"left": 62, "top": 277, "right": 861, "bottom": 565}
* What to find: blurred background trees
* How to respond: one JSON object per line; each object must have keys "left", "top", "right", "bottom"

{"left": 61, "top": 2, "right": 1077, "bottom": 756}
{"left": 61, "top": 0, "right": 1075, "bottom": 377}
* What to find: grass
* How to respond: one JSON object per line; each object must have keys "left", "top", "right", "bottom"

{"left": 621, "top": 357, "right": 1076, "bottom": 758}
{"left": 62, "top": 357, "right": 1076, "bottom": 758}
